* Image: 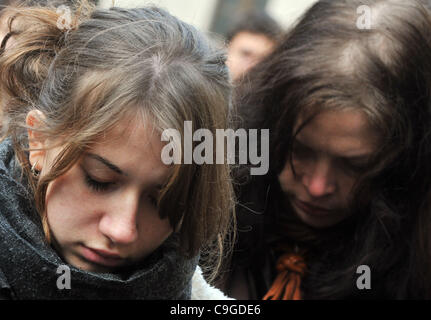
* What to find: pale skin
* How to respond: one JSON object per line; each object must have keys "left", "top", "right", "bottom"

{"left": 278, "top": 109, "right": 380, "bottom": 229}
{"left": 27, "top": 111, "right": 173, "bottom": 273}
{"left": 226, "top": 31, "right": 276, "bottom": 81}
{"left": 0, "top": 9, "right": 16, "bottom": 50}
{"left": 0, "top": 11, "right": 10, "bottom": 47}
{"left": 0, "top": 9, "right": 18, "bottom": 117}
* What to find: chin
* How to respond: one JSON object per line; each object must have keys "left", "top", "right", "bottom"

{"left": 77, "top": 261, "right": 116, "bottom": 274}
{"left": 299, "top": 215, "right": 341, "bottom": 229}
{"left": 294, "top": 207, "right": 346, "bottom": 229}
{"left": 64, "top": 254, "right": 111, "bottom": 274}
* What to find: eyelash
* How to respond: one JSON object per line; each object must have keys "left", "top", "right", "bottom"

{"left": 148, "top": 195, "right": 158, "bottom": 208}
{"left": 342, "top": 160, "right": 369, "bottom": 174}
{"left": 84, "top": 173, "right": 114, "bottom": 193}
{"left": 84, "top": 172, "right": 159, "bottom": 207}
{"left": 292, "top": 143, "right": 313, "bottom": 160}
{"left": 292, "top": 144, "right": 369, "bottom": 173}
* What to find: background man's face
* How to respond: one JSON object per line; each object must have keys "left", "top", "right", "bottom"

{"left": 226, "top": 31, "right": 276, "bottom": 81}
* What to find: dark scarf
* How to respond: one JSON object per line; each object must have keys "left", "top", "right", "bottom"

{"left": 0, "top": 139, "right": 198, "bottom": 300}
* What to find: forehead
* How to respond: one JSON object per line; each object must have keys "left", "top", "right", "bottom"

{"left": 295, "top": 109, "right": 380, "bottom": 157}
{"left": 230, "top": 31, "right": 275, "bottom": 53}
{"left": 88, "top": 117, "right": 170, "bottom": 182}
{"left": 99, "top": 116, "right": 158, "bottom": 148}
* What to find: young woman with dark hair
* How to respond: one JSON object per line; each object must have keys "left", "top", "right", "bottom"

{"left": 223, "top": 0, "right": 431, "bottom": 299}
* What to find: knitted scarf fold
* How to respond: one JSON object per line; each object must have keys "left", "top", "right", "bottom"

{"left": 0, "top": 138, "right": 198, "bottom": 300}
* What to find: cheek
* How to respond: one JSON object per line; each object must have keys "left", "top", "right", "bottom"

{"left": 136, "top": 215, "right": 173, "bottom": 257}
{"left": 338, "top": 176, "right": 357, "bottom": 201}
{"left": 278, "top": 162, "right": 296, "bottom": 192}
{"left": 45, "top": 170, "right": 97, "bottom": 241}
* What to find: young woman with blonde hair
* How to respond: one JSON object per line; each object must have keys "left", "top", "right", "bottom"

{"left": 0, "top": 1, "right": 234, "bottom": 299}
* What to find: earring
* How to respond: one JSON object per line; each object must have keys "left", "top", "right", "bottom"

{"left": 31, "top": 161, "right": 40, "bottom": 178}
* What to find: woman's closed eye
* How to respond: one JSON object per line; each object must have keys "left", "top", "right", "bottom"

{"left": 83, "top": 168, "right": 160, "bottom": 208}
{"left": 338, "top": 158, "right": 371, "bottom": 175}
{"left": 148, "top": 194, "right": 158, "bottom": 208}
{"left": 292, "top": 141, "right": 314, "bottom": 160}
{"left": 84, "top": 171, "right": 117, "bottom": 193}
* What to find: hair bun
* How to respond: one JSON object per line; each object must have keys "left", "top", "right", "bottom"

{"left": 0, "top": 1, "right": 94, "bottom": 111}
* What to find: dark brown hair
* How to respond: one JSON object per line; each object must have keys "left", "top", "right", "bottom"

{"left": 232, "top": 0, "right": 431, "bottom": 299}
{"left": 226, "top": 10, "right": 283, "bottom": 43}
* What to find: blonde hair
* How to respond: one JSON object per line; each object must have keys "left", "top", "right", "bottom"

{"left": 0, "top": 0, "right": 235, "bottom": 282}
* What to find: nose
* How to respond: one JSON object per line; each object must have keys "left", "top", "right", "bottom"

{"left": 99, "top": 191, "right": 139, "bottom": 245}
{"left": 302, "top": 158, "right": 336, "bottom": 198}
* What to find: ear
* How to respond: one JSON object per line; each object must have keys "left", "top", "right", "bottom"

{"left": 26, "top": 110, "right": 47, "bottom": 172}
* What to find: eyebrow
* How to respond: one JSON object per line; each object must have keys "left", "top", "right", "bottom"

{"left": 293, "top": 138, "right": 373, "bottom": 161}
{"left": 85, "top": 153, "right": 166, "bottom": 189}
{"left": 86, "top": 153, "right": 126, "bottom": 176}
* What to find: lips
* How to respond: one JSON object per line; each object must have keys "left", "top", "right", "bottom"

{"left": 80, "top": 245, "right": 126, "bottom": 268}
{"left": 292, "top": 199, "right": 334, "bottom": 217}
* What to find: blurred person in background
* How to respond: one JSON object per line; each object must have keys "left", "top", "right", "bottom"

{"left": 226, "top": 10, "right": 283, "bottom": 82}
